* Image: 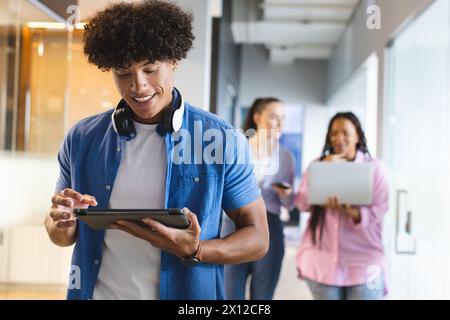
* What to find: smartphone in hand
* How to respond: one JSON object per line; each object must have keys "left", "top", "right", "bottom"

{"left": 272, "top": 182, "right": 292, "bottom": 190}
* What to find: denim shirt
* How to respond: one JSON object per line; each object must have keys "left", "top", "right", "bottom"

{"left": 56, "top": 96, "right": 261, "bottom": 300}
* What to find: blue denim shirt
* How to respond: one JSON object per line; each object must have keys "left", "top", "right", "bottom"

{"left": 56, "top": 96, "right": 261, "bottom": 300}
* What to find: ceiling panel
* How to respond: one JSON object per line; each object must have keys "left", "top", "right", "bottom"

{"left": 264, "top": 0, "right": 359, "bottom": 6}
{"left": 233, "top": 21, "right": 346, "bottom": 46}
{"left": 263, "top": 6, "right": 354, "bottom": 22}
{"left": 232, "top": 0, "right": 360, "bottom": 62}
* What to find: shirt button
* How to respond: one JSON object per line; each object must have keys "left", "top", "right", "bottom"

{"left": 105, "top": 185, "right": 111, "bottom": 191}
{"left": 116, "top": 147, "right": 121, "bottom": 153}
{"left": 194, "top": 177, "right": 200, "bottom": 183}
{"left": 94, "top": 259, "right": 100, "bottom": 265}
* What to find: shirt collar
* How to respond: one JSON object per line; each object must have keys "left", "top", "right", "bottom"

{"left": 354, "top": 150, "right": 367, "bottom": 163}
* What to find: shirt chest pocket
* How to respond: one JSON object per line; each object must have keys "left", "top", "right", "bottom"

{"left": 177, "top": 174, "right": 219, "bottom": 222}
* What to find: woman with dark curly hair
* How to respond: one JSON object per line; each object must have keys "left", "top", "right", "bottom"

{"left": 295, "top": 112, "right": 389, "bottom": 300}
{"left": 44, "top": 0, "right": 268, "bottom": 300}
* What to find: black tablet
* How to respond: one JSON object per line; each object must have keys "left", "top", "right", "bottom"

{"left": 73, "top": 208, "right": 189, "bottom": 230}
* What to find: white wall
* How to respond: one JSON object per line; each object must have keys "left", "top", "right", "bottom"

{"left": 328, "top": 0, "right": 434, "bottom": 98}
{"left": 301, "top": 106, "right": 329, "bottom": 170}
{"left": 381, "top": 0, "right": 450, "bottom": 298}
{"left": 0, "top": 152, "right": 59, "bottom": 226}
{"left": 327, "top": 54, "right": 379, "bottom": 155}
{"left": 174, "top": 0, "right": 212, "bottom": 111}
{"left": 327, "top": 0, "right": 434, "bottom": 156}
{"left": 327, "top": 0, "right": 450, "bottom": 299}
{"left": 0, "top": 152, "right": 72, "bottom": 285}
{"left": 239, "top": 45, "right": 326, "bottom": 107}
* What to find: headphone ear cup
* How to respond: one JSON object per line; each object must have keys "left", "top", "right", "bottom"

{"left": 114, "top": 104, "right": 132, "bottom": 136}
{"left": 171, "top": 108, "right": 183, "bottom": 132}
{"left": 163, "top": 108, "right": 176, "bottom": 133}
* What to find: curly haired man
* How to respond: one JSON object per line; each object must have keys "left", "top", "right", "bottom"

{"left": 44, "top": 0, "right": 268, "bottom": 300}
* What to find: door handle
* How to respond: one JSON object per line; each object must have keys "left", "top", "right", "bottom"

{"left": 395, "top": 190, "right": 416, "bottom": 255}
{"left": 405, "top": 211, "right": 412, "bottom": 234}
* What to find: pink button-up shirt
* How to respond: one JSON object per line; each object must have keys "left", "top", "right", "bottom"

{"left": 295, "top": 151, "right": 389, "bottom": 291}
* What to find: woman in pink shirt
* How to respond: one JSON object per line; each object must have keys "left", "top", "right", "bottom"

{"left": 295, "top": 112, "right": 389, "bottom": 300}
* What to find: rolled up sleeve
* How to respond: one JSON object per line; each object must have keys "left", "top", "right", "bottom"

{"left": 295, "top": 171, "right": 311, "bottom": 212}
{"left": 221, "top": 130, "right": 261, "bottom": 212}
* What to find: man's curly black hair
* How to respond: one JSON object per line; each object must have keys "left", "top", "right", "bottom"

{"left": 83, "top": 0, "right": 195, "bottom": 71}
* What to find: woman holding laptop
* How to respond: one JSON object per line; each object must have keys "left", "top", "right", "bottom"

{"left": 295, "top": 112, "right": 389, "bottom": 300}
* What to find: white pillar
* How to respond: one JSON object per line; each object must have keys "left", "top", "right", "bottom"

{"left": 174, "top": 0, "right": 212, "bottom": 111}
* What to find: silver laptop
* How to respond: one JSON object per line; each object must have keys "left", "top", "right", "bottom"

{"left": 308, "top": 162, "right": 374, "bottom": 206}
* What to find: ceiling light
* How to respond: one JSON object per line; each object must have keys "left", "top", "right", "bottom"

{"left": 26, "top": 22, "right": 86, "bottom": 30}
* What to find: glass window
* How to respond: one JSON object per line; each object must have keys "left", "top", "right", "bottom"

{"left": 0, "top": 1, "right": 20, "bottom": 151}
{"left": 384, "top": 0, "right": 450, "bottom": 299}
{"left": 0, "top": 0, "right": 121, "bottom": 300}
